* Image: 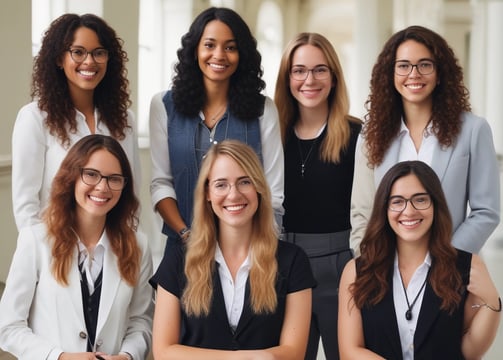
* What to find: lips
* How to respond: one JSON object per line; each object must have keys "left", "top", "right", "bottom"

{"left": 224, "top": 204, "right": 246, "bottom": 212}
{"left": 89, "top": 195, "right": 109, "bottom": 203}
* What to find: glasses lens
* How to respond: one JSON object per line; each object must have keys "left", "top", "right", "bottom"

{"left": 411, "top": 194, "right": 431, "bottom": 210}
{"left": 107, "top": 175, "right": 126, "bottom": 190}
{"left": 312, "top": 66, "right": 330, "bottom": 80}
{"left": 290, "top": 67, "right": 308, "bottom": 81}
{"left": 211, "top": 181, "right": 229, "bottom": 196}
{"left": 92, "top": 49, "right": 109, "bottom": 63}
{"left": 389, "top": 197, "right": 406, "bottom": 211}
{"left": 395, "top": 61, "right": 435, "bottom": 76}
{"left": 81, "top": 169, "right": 100, "bottom": 185}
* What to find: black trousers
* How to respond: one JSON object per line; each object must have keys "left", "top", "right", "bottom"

{"left": 284, "top": 231, "right": 352, "bottom": 360}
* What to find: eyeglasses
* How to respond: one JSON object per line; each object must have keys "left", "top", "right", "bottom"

{"left": 209, "top": 177, "right": 255, "bottom": 196}
{"left": 388, "top": 193, "right": 432, "bottom": 212}
{"left": 80, "top": 168, "right": 127, "bottom": 191}
{"left": 394, "top": 60, "right": 435, "bottom": 76}
{"left": 290, "top": 65, "right": 331, "bottom": 81}
{"left": 68, "top": 46, "right": 109, "bottom": 64}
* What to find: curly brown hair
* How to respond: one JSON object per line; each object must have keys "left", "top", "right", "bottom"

{"left": 44, "top": 134, "right": 140, "bottom": 286}
{"left": 32, "top": 13, "right": 131, "bottom": 148}
{"left": 352, "top": 161, "right": 463, "bottom": 314}
{"left": 364, "top": 25, "right": 470, "bottom": 166}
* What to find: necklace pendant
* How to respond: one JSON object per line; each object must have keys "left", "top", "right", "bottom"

{"left": 301, "top": 164, "right": 305, "bottom": 178}
{"left": 405, "top": 309, "right": 412, "bottom": 321}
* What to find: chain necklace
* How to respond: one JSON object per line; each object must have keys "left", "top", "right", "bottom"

{"left": 399, "top": 271, "right": 428, "bottom": 321}
{"left": 297, "top": 137, "right": 318, "bottom": 178}
{"left": 205, "top": 104, "right": 226, "bottom": 126}
{"left": 295, "top": 121, "right": 327, "bottom": 179}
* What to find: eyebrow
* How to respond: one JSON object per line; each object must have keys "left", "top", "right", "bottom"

{"left": 210, "top": 175, "right": 251, "bottom": 183}
{"left": 395, "top": 58, "right": 434, "bottom": 62}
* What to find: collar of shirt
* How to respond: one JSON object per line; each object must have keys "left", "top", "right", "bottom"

{"left": 77, "top": 231, "right": 108, "bottom": 293}
{"left": 215, "top": 243, "right": 251, "bottom": 331}
{"left": 398, "top": 117, "right": 436, "bottom": 164}
{"left": 393, "top": 251, "right": 432, "bottom": 360}
{"left": 75, "top": 107, "right": 101, "bottom": 132}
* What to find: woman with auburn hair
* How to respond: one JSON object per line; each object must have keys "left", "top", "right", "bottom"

{"left": 339, "top": 161, "right": 500, "bottom": 359}
{"left": 0, "top": 135, "right": 153, "bottom": 360}
{"left": 12, "top": 13, "right": 140, "bottom": 231}
{"left": 274, "top": 32, "right": 361, "bottom": 360}
{"left": 150, "top": 140, "right": 315, "bottom": 360}
{"left": 149, "top": 7, "right": 283, "bottom": 253}
{"left": 350, "top": 25, "right": 499, "bottom": 255}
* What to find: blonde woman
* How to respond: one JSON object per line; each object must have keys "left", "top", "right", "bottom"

{"left": 274, "top": 32, "right": 361, "bottom": 360}
{"left": 151, "top": 140, "right": 315, "bottom": 360}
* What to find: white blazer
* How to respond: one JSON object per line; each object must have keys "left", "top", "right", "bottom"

{"left": 350, "top": 112, "right": 500, "bottom": 254}
{"left": 0, "top": 223, "right": 154, "bottom": 360}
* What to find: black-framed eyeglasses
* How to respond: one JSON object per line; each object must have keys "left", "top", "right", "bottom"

{"left": 80, "top": 168, "right": 126, "bottom": 191}
{"left": 209, "top": 177, "right": 255, "bottom": 196}
{"left": 388, "top": 193, "right": 432, "bottom": 212}
{"left": 68, "top": 46, "right": 109, "bottom": 64}
{"left": 290, "top": 65, "right": 331, "bottom": 81}
{"left": 394, "top": 60, "right": 435, "bottom": 76}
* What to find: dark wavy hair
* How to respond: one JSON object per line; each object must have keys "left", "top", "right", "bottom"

{"left": 352, "top": 161, "right": 462, "bottom": 314}
{"left": 32, "top": 13, "right": 131, "bottom": 147}
{"left": 172, "top": 7, "right": 265, "bottom": 119}
{"left": 363, "top": 25, "right": 470, "bottom": 166}
{"left": 44, "top": 134, "right": 140, "bottom": 286}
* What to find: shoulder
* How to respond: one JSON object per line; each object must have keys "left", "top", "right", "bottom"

{"left": 15, "top": 101, "right": 47, "bottom": 128}
{"left": 459, "top": 112, "right": 492, "bottom": 133}
{"left": 276, "top": 241, "right": 309, "bottom": 269}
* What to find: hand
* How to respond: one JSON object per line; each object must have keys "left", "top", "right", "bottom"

{"left": 467, "top": 255, "right": 500, "bottom": 309}
{"left": 57, "top": 352, "right": 100, "bottom": 360}
{"left": 94, "top": 354, "right": 131, "bottom": 360}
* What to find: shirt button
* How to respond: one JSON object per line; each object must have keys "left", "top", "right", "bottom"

{"left": 96, "top": 339, "right": 103, "bottom": 347}
{"left": 79, "top": 331, "right": 87, "bottom": 339}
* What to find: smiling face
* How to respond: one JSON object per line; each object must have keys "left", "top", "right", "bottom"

{"left": 75, "top": 149, "right": 122, "bottom": 222}
{"left": 387, "top": 173, "right": 433, "bottom": 247}
{"left": 394, "top": 39, "right": 437, "bottom": 109}
{"left": 289, "top": 44, "right": 333, "bottom": 111}
{"left": 60, "top": 26, "right": 108, "bottom": 98}
{"left": 206, "top": 154, "right": 258, "bottom": 231}
{"left": 197, "top": 20, "right": 239, "bottom": 86}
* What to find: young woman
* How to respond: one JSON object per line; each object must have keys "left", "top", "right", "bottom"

{"left": 0, "top": 135, "right": 152, "bottom": 360}
{"left": 12, "top": 13, "right": 140, "bottom": 230}
{"left": 149, "top": 7, "right": 283, "bottom": 247}
{"left": 150, "top": 140, "right": 315, "bottom": 360}
{"left": 274, "top": 32, "right": 361, "bottom": 360}
{"left": 339, "top": 161, "right": 500, "bottom": 359}
{"left": 350, "top": 25, "right": 499, "bottom": 255}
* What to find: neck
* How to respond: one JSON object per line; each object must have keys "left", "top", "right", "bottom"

{"left": 403, "top": 102, "right": 432, "bottom": 130}
{"left": 397, "top": 242, "right": 428, "bottom": 281}
{"left": 74, "top": 214, "right": 106, "bottom": 249}
{"left": 295, "top": 106, "right": 329, "bottom": 140}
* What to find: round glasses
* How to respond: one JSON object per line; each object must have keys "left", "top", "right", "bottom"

{"left": 290, "top": 65, "right": 331, "bottom": 81}
{"left": 68, "top": 46, "right": 109, "bottom": 64}
{"left": 394, "top": 60, "right": 435, "bottom": 76}
{"left": 388, "top": 193, "right": 432, "bottom": 212}
{"left": 80, "top": 168, "right": 127, "bottom": 191}
{"left": 209, "top": 178, "right": 255, "bottom": 196}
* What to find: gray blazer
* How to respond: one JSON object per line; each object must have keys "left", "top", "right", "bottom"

{"left": 351, "top": 112, "right": 500, "bottom": 254}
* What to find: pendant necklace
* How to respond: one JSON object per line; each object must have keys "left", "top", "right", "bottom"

{"left": 295, "top": 120, "right": 327, "bottom": 179}
{"left": 205, "top": 104, "right": 226, "bottom": 127}
{"left": 399, "top": 271, "right": 428, "bottom": 321}
{"left": 297, "top": 137, "right": 318, "bottom": 178}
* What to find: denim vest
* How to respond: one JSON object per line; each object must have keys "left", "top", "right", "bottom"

{"left": 162, "top": 90, "right": 263, "bottom": 239}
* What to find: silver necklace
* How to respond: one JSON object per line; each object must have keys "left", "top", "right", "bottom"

{"left": 399, "top": 271, "right": 428, "bottom": 321}
{"left": 297, "top": 137, "right": 318, "bottom": 178}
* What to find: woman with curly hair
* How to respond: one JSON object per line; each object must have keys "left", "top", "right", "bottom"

{"left": 0, "top": 135, "right": 153, "bottom": 360}
{"left": 274, "top": 32, "right": 361, "bottom": 360}
{"left": 12, "top": 13, "right": 140, "bottom": 230}
{"left": 149, "top": 7, "right": 284, "bottom": 251}
{"left": 350, "top": 25, "right": 499, "bottom": 255}
{"left": 150, "top": 140, "right": 314, "bottom": 359}
{"left": 339, "top": 160, "right": 500, "bottom": 359}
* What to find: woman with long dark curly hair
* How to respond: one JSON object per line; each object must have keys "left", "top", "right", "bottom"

{"left": 350, "top": 25, "right": 499, "bottom": 255}
{"left": 149, "top": 7, "right": 283, "bottom": 251}
{"left": 0, "top": 135, "right": 152, "bottom": 360}
{"left": 340, "top": 161, "right": 500, "bottom": 359}
{"left": 12, "top": 13, "right": 140, "bottom": 230}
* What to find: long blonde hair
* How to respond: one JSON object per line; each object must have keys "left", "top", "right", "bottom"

{"left": 182, "top": 140, "right": 278, "bottom": 316}
{"left": 274, "top": 32, "right": 361, "bottom": 163}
